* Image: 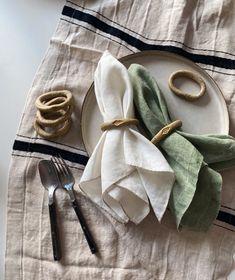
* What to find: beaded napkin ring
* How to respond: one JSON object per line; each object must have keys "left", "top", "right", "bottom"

{"left": 151, "top": 120, "right": 182, "bottom": 145}
{"left": 34, "top": 90, "right": 73, "bottom": 139}
{"left": 168, "top": 70, "right": 206, "bottom": 101}
{"left": 101, "top": 118, "right": 139, "bottom": 131}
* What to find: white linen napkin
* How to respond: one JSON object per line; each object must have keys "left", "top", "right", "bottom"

{"left": 79, "top": 51, "right": 175, "bottom": 224}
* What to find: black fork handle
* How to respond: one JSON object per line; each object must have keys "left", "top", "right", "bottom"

{"left": 48, "top": 202, "right": 61, "bottom": 261}
{"left": 71, "top": 199, "right": 97, "bottom": 254}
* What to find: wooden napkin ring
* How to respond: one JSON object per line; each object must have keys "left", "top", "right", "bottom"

{"left": 151, "top": 120, "right": 182, "bottom": 145}
{"left": 35, "top": 90, "right": 73, "bottom": 112}
{"left": 34, "top": 90, "right": 73, "bottom": 139}
{"left": 34, "top": 117, "right": 72, "bottom": 139}
{"left": 101, "top": 118, "right": 139, "bottom": 131}
{"left": 168, "top": 70, "right": 206, "bottom": 101}
{"left": 36, "top": 105, "right": 73, "bottom": 127}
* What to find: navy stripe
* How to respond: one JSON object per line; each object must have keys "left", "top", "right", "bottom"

{"left": 67, "top": 0, "right": 235, "bottom": 58}
{"left": 217, "top": 210, "right": 235, "bottom": 226}
{"left": 62, "top": 5, "right": 235, "bottom": 70}
{"left": 16, "top": 133, "right": 86, "bottom": 152}
{"left": 13, "top": 140, "right": 88, "bottom": 166}
{"left": 61, "top": 18, "right": 235, "bottom": 77}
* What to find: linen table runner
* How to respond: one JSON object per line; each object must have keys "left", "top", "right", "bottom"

{"left": 5, "top": 1, "right": 235, "bottom": 279}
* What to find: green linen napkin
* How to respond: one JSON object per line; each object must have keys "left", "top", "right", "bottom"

{"left": 128, "top": 64, "right": 235, "bottom": 231}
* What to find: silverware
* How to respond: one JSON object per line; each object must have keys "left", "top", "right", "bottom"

{"left": 51, "top": 155, "right": 97, "bottom": 254}
{"left": 38, "top": 160, "right": 61, "bottom": 261}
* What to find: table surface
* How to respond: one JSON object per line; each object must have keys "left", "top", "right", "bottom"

{"left": 0, "top": 1, "right": 235, "bottom": 279}
{"left": 0, "top": 1, "right": 64, "bottom": 278}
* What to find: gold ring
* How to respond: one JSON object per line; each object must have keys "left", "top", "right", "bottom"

{"left": 33, "top": 117, "right": 72, "bottom": 139}
{"left": 101, "top": 118, "right": 139, "bottom": 131}
{"left": 151, "top": 120, "right": 182, "bottom": 145}
{"left": 168, "top": 70, "right": 206, "bottom": 101}
{"left": 35, "top": 90, "right": 73, "bottom": 112}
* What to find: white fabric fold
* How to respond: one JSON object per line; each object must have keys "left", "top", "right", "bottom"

{"left": 79, "top": 51, "right": 175, "bottom": 224}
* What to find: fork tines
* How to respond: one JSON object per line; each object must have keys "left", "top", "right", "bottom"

{"left": 51, "top": 155, "right": 71, "bottom": 176}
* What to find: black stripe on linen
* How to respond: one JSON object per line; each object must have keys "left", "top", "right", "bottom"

{"left": 61, "top": 18, "right": 134, "bottom": 53}
{"left": 61, "top": 18, "right": 235, "bottom": 77}
{"left": 12, "top": 153, "right": 85, "bottom": 171}
{"left": 13, "top": 140, "right": 88, "bottom": 166}
{"left": 62, "top": 5, "right": 235, "bottom": 70}
{"left": 217, "top": 211, "right": 235, "bottom": 226}
{"left": 16, "top": 133, "right": 86, "bottom": 153}
{"left": 67, "top": 0, "right": 235, "bottom": 58}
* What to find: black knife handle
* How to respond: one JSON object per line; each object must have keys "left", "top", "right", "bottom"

{"left": 48, "top": 202, "right": 61, "bottom": 261}
{"left": 71, "top": 199, "right": 97, "bottom": 254}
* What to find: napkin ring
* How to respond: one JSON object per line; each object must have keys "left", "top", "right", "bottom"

{"left": 151, "top": 120, "right": 182, "bottom": 145}
{"left": 34, "top": 117, "right": 72, "bottom": 139}
{"left": 35, "top": 90, "right": 73, "bottom": 112}
{"left": 34, "top": 90, "right": 73, "bottom": 139}
{"left": 101, "top": 118, "right": 139, "bottom": 131}
{"left": 168, "top": 70, "right": 206, "bottom": 101}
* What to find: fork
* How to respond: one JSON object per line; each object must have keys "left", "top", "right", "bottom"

{"left": 51, "top": 155, "right": 97, "bottom": 254}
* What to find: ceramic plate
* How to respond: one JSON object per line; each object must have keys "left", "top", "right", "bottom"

{"left": 81, "top": 51, "right": 229, "bottom": 156}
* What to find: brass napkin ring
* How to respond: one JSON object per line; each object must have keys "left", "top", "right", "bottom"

{"left": 168, "top": 70, "right": 206, "bottom": 101}
{"left": 34, "top": 90, "right": 73, "bottom": 139}
{"left": 101, "top": 118, "right": 139, "bottom": 131}
{"left": 151, "top": 120, "right": 182, "bottom": 145}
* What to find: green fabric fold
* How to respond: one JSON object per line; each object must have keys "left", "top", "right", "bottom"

{"left": 128, "top": 64, "right": 235, "bottom": 231}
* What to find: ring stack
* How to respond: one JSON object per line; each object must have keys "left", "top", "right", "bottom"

{"left": 34, "top": 90, "right": 73, "bottom": 139}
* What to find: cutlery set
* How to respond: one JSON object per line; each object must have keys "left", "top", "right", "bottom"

{"left": 39, "top": 155, "right": 97, "bottom": 261}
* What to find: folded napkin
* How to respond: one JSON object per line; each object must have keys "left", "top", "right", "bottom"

{"left": 80, "top": 51, "right": 175, "bottom": 224}
{"left": 128, "top": 64, "right": 235, "bottom": 231}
